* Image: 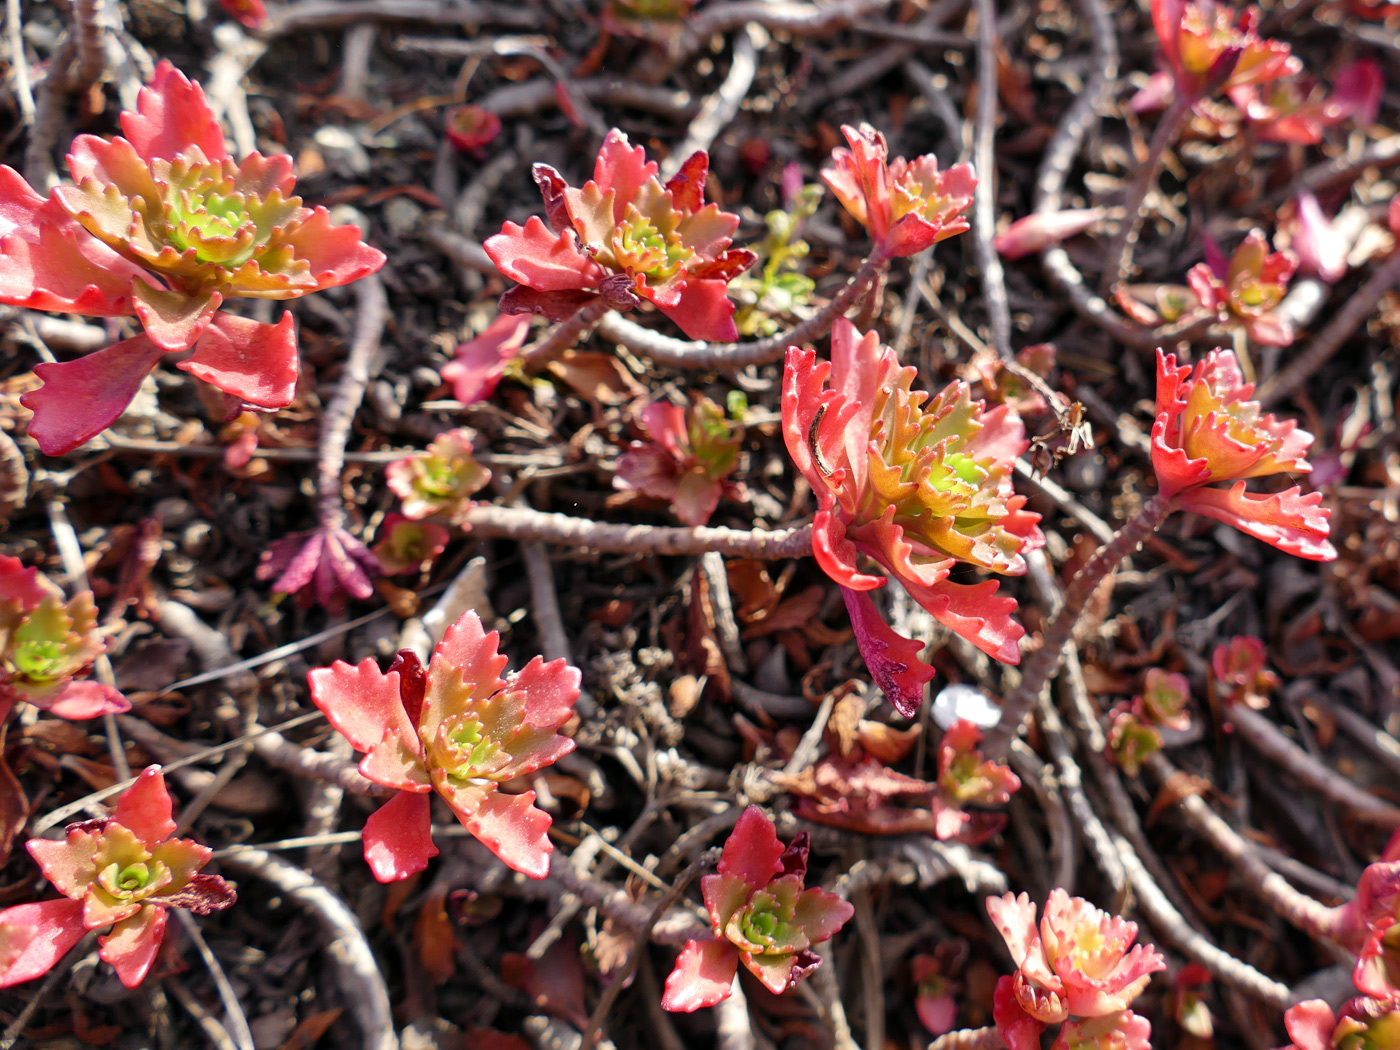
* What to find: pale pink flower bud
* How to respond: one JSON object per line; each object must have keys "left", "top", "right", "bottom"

{"left": 995, "top": 209, "right": 1105, "bottom": 259}
{"left": 1292, "top": 192, "right": 1348, "bottom": 282}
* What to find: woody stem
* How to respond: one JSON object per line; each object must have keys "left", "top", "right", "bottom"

{"left": 982, "top": 492, "right": 1175, "bottom": 761}
{"left": 1102, "top": 93, "right": 1196, "bottom": 292}
{"left": 928, "top": 1027, "right": 1006, "bottom": 1050}
{"left": 1144, "top": 753, "right": 1347, "bottom": 943}
{"left": 317, "top": 276, "right": 388, "bottom": 530}
{"left": 520, "top": 298, "right": 614, "bottom": 370}
{"left": 460, "top": 504, "right": 813, "bottom": 558}
{"left": 593, "top": 247, "right": 891, "bottom": 369}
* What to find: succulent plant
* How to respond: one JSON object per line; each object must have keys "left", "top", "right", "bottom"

{"left": 2, "top": 62, "right": 384, "bottom": 454}
{"left": 0, "top": 767, "right": 235, "bottom": 989}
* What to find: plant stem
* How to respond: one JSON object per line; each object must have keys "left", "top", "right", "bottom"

{"left": 317, "top": 276, "right": 388, "bottom": 530}
{"left": 972, "top": 0, "right": 1011, "bottom": 361}
{"left": 460, "top": 504, "right": 813, "bottom": 558}
{"left": 519, "top": 298, "right": 613, "bottom": 370}
{"left": 1110, "top": 823, "right": 1295, "bottom": 1007}
{"left": 593, "top": 249, "right": 890, "bottom": 369}
{"left": 1103, "top": 93, "right": 1196, "bottom": 291}
{"left": 1144, "top": 753, "right": 1346, "bottom": 943}
{"left": 1225, "top": 704, "right": 1400, "bottom": 827}
{"left": 1257, "top": 247, "right": 1400, "bottom": 406}
{"left": 982, "top": 493, "right": 1174, "bottom": 760}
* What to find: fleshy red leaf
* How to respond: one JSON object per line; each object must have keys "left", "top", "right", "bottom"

{"left": 112, "top": 766, "right": 176, "bottom": 848}
{"left": 1173, "top": 482, "right": 1336, "bottom": 561}
{"left": 655, "top": 277, "right": 741, "bottom": 343}
{"left": 1280, "top": 999, "right": 1335, "bottom": 1050}
{"left": 661, "top": 939, "right": 739, "bottom": 1012}
{"left": 21, "top": 334, "right": 167, "bottom": 455}
{"left": 441, "top": 314, "right": 531, "bottom": 405}
{"left": 504, "top": 656, "right": 582, "bottom": 732}
{"left": 98, "top": 904, "right": 166, "bottom": 988}
{"left": 120, "top": 61, "right": 228, "bottom": 166}
{"left": 179, "top": 312, "right": 298, "bottom": 410}
{"left": 718, "top": 806, "right": 785, "bottom": 888}
{"left": 841, "top": 587, "right": 937, "bottom": 717}
{"left": 307, "top": 658, "right": 419, "bottom": 765}
{"left": 39, "top": 680, "right": 130, "bottom": 720}
{"left": 485, "top": 216, "right": 600, "bottom": 292}
{"left": 451, "top": 786, "right": 553, "bottom": 879}
{"left": 0, "top": 898, "right": 85, "bottom": 988}
{"left": 363, "top": 790, "right": 438, "bottom": 883}
{"left": 993, "top": 973, "right": 1048, "bottom": 1050}
{"left": 131, "top": 280, "right": 221, "bottom": 352}
{"left": 0, "top": 167, "right": 144, "bottom": 314}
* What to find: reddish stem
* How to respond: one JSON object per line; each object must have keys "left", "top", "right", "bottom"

{"left": 594, "top": 249, "right": 890, "bottom": 369}
{"left": 928, "top": 1028, "right": 1006, "bottom": 1050}
{"left": 982, "top": 493, "right": 1175, "bottom": 761}
{"left": 317, "top": 277, "right": 388, "bottom": 530}
{"left": 1103, "top": 93, "right": 1197, "bottom": 290}
{"left": 519, "top": 299, "right": 614, "bottom": 371}
{"left": 461, "top": 504, "right": 812, "bottom": 558}
{"left": 1144, "top": 753, "right": 1347, "bottom": 944}
{"left": 1225, "top": 704, "right": 1400, "bottom": 827}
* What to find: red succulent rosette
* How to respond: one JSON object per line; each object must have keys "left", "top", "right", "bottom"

{"left": 820, "top": 123, "right": 975, "bottom": 258}
{"left": 0, "top": 555, "right": 127, "bottom": 720}
{"left": 2, "top": 61, "right": 384, "bottom": 454}
{"left": 986, "top": 890, "right": 1165, "bottom": 1050}
{"left": 308, "top": 611, "right": 580, "bottom": 882}
{"left": 614, "top": 397, "right": 746, "bottom": 526}
{"left": 0, "top": 767, "right": 234, "bottom": 989}
{"left": 661, "top": 807, "right": 854, "bottom": 1012}
{"left": 1151, "top": 349, "right": 1334, "bottom": 561}
{"left": 484, "top": 128, "right": 754, "bottom": 341}
{"left": 782, "top": 319, "right": 1043, "bottom": 713}
{"left": 1151, "top": 0, "right": 1300, "bottom": 100}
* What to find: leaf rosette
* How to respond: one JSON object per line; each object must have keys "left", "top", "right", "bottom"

{"left": 1152, "top": 349, "right": 1334, "bottom": 561}
{"left": 308, "top": 611, "right": 580, "bottom": 882}
{"left": 1, "top": 61, "right": 384, "bottom": 454}
{"left": 782, "top": 319, "right": 1043, "bottom": 711}
{"left": 484, "top": 129, "right": 754, "bottom": 341}
{"left": 661, "top": 807, "right": 854, "bottom": 1012}
{"left": 387, "top": 428, "right": 492, "bottom": 524}
{"left": 0, "top": 556, "right": 126, "bottom": 720}
{"left": 821, "top": 124, "right": 975, "bottom": 258}
{"left": 0, "top": 767, "right": 235, "bottom": 989}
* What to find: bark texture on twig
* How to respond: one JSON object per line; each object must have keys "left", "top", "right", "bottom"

{"left": 1225, "top": 704, "right": 1400, "bottom": 826}
{"left": 984, "top": 494, "right": 1174, "bottom": 759}
{"left": 461, "top": 504, "right": 812, "bottom": 558}
{"left": 972, "top": 0, "right": 1012, "bottom": 361}
{"left": 318, "top": 277, "right": 388, "bottom": 529}
{"left": 219, "top": 849, "right": 399, "bottom": 1050}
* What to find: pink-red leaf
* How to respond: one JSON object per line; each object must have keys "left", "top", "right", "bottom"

{"left": 718, "top": 806, "right": 785, "bottom": 888}
{"left": 131, "top": 280, "right": 222, "bottom": 352}
{"left": 0, "top": 898, "right": 85, "bottom": 987}
{"left": 841, "top": 587, "right": 936, "bottom": 717}
{"left": 120, "top": 61, "right": 228, "bottom": 166}
{"left": 363, "top": 790, "right": 438, "bottom": 883}
{"left": 112, "top": 766, "right": 177, "bottom": 848}
{"left": 98, "top": 904, "right": 166, "bottom": 988}
{"left": 441, "top": 314, "right": 531, "bottom": 405}
{"left": 178, "top": 312, "right": 298, "bottom": 410}
{"left": 661, "top": 939, "right": 739, "bottom": 1012}
{"left": 21, "top": 334, "right": 167, "bottom": 455}
{"left": 453, "top": 787, "right": 553, "bottom": 879}
{"left": 1173, "top": 482, "right": 1336, "bottom": 561}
